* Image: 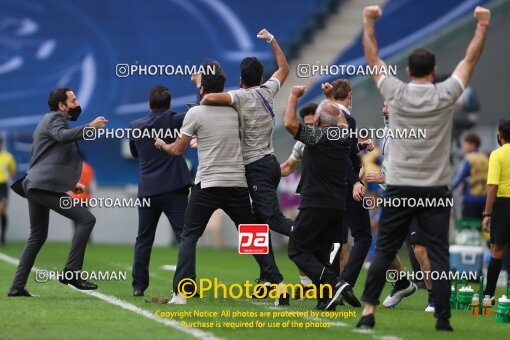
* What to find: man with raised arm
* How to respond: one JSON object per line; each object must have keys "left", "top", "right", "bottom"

{"left": 284, "top": 86, "right": 361, "bottom": 310}
{"left": 357, "top": 5, "right": 491, "bottom": 332}
{"left": 201, "top": 29, "right": 292, "bottom": 292}
{"left": 154, "top": 62, "right": 286, "bottom": 305}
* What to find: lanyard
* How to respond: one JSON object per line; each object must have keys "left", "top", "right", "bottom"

{"left": 256, "top": 90, "right": 275, "bottom": 119}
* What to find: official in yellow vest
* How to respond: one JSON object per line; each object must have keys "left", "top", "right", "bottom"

{"left": 452, "top": 134, "right": 488, "bottom": 218}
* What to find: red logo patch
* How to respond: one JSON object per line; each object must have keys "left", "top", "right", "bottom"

{"left": 238, "top": 224, "right": 269, "bottom": 254}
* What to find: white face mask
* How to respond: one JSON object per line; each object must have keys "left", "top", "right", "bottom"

{"left": 348, "top": 95, "right": 353, "bottom": 111}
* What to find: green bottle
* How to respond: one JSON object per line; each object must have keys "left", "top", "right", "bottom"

{"left": 496, "top": 295, "right": 510, "bottom": 323}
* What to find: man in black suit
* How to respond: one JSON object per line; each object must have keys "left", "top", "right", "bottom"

{"left": 8, "top": 87, "right": 107, "bottom": 297}
{"left": 129, "top": 85, "right": 192, "bottom": 297}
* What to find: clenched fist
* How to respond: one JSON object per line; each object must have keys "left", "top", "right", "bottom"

{"left": 291, "top": 86, "right": 306, "bottom": 98}
{"left": 322, "top": 82, "right": 333, "bottom": 99}
{"left": 363, "top": 5, "right": 382, "bottom": 21}
{"left": 257, "top": 29, "right": 274, "bottom": 43}
{"left": 474, "top": 6, "right": 491, "bottom": 24}
{"left": 88, "top": 116, "right": 108, "bottom": 129}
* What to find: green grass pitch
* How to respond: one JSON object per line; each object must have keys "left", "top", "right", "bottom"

{"left": 0, "top": 242, "right": 508, "bottom": 339}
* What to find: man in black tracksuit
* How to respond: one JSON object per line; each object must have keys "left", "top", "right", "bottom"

{"left": 323, "top": 79, "right": 372, "bottom": 287}
{"left": 284, "top": 86, "right": 361, "bottom": 310}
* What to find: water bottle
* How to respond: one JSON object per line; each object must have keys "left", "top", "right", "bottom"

{"left": 450, "top": 285, "right": 457, "bottom": 310}
{"left": 471, "top": 294, "right": 480, "bottom": 315}
{"left": 482, "top": 295, "right": 492, "bottom": 316}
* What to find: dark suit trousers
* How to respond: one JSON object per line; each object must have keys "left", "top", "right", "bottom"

{"left": 173, "top": 184, "right": 283, "bottom": 294}
{"left": 11, "top": 189, "right": 96, "bottom": 289}
{"left": 339, "top": 194, "right": 372, "bottom": 287}
{"left": 132, "top": 189, "right": 188, "bottom": 291}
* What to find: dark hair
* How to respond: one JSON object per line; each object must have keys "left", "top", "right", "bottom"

{"left": 201, "top": 61, "right": 226, "bottom": 94}
{"left": 299, "top": 103, "right": 318, "bottom": 120}
{"left": 240, "top": 57, "right": 263, "bottom": 88}
{"left": 499, "top": 119, "right": 510, "bottom": 142}
{"left": 331, "top": 79, "right": 352, "bottom": 100}
{"left": 148, "top": 85, "right": 171, "bottom": 112}
{"left": 48, "top": 87, "right": 72, "bottom": 111}
{"left": 408, "top": 48, "right": 436, "bottom": 77}
{"left": 464, "top": 133, "right": 481, "bottom": 148}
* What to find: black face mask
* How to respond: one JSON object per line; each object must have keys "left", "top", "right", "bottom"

{"left": 498, "top": 134, "right": 503, "bottom": 146}
{"left": 67, "top": 106, "right": 82, "bottom": 121}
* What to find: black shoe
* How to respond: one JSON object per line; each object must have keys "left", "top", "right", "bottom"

{"left": 252, "top": 278, "right": 276, "bottom": 299}
{"left": 436, "top": 318, "right": 453, "bottom": 331}
{"left": 7, "top": 288, "right": 34, "bottom": 297}
{"left": 275, "top": 293, "right": 290, "bottom": 306}
{"left": 325, "top": 280, "right": 361, "bottom": 310}
{"left": 133, "top": 289, "right": 144, "bottom": 297}
{"left": 315, "top": 300, "right": 333, "bottom": 311}
{"left": 61, "top": 278, "right": 98, "bottom": 290}
{"left": 59, "top": 276, "right": 98, "bottom": 290}
{"left": 356, "top": 314, "right": 375, "bottom": 329}
{"left": 59, "top": 270, "right": 98, "bottom": 290}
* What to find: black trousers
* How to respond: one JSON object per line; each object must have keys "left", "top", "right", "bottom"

{"left": 11, "top": 189, "right": 96, "bottom": 289}
{"left": 361, "top": 185, "right": 452, "bottom": 320}
{"left": 245, "top": 154, "right": 293, "bottom": 236}
{"left": 173, "top": 184, "right": 283, "bottom": 293}
{"left": 339, "top": 193, "right": 372, "bottom": 286}
{"left": 288, "top": 208, "right": 344, "bottom": 286}
{"left": 132, "top": 189, "right": 188, "bottom": 291}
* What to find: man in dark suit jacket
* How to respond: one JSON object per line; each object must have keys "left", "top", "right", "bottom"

{"left": 130, "top": 85, "right": 192, "bottom": 297}
{"left": 8, "top": 87, "right": 107, "bottom": 297}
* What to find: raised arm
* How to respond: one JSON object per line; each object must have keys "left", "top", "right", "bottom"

{"left": 284, "top": 86, "right": 305, "bottom": 136}
{"left": 362, "top": 6, "right": 386, "bottom": 85}
{"left": 453, "top": 6, "right": 491, "bottom": 87}
{"left": 257, "top": 29, "right": 289, "bottom": 85}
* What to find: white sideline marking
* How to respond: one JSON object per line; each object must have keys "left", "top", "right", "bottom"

{"left": 0, "top": 252, "right": 220, "bottom": 340}
{"left": 161, "top": 264, "right": 177, "bottom": 271}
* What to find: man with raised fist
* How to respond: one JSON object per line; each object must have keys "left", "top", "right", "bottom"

{"left": 357, "top": 5, "right": 491, "bottom": 332}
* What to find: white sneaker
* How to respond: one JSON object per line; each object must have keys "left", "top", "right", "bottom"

{"left": 382, "top": 281, "right": 417, "bottom": 308}
{"left": 424, "top": 296, "right": 435, "bottom": 312}
{"left": 168, "top": 293, "right": 187, "bottom": 305}
{"left": 424, "top": 304, "right": 435, "bottom": 312}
